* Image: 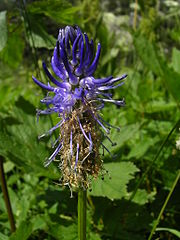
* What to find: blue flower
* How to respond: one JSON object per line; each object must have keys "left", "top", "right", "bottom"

{"left": 33, "top": 26, "right": 127, "bottom": 191}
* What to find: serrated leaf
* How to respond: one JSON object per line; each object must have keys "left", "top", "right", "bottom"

{"left": 128, "top": 189, "right": 156, "bottom": 205}
{"left": 90, "top": 162, "right": 139, "bottom": 200}
{"left": 0, "top": 11, "right": 7, "bottom": 51}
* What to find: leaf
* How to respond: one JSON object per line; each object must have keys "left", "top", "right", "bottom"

{"left": 133, "top": 34, "right": 162, "bottom": 75}
{"left": 31, "top": 215, "right": 47, "bottom": 231}
{"left": 145, "top": 101, "right": 177, "bottom": 113}
{"left": 48, "top": 223, "right": 77, "bottom": 240}
{"left": 128, "top": 189, "right": 156, "bottom": 205}
{"left": 0, "top": 97, "right": 59, "bottom": 179}
{"left": 102, "top": 122, "right": 142, "bottom": 158}
{"left": 9, "top": 221, "right": 33, "bottom": 240}
{"left": 156, "top": 227, "right": 180, "bottom": 238}
{"left": 171, "top": 48, "right": 180, "bottom": 74}
{"left": 0, "top": 30, "right": 24, "bottom": 68}
{"left": 0, "top": 232, "right": 8, "bottom": 240}
{"left": 90, "top": 162, "right": 139, "bottom": 200}
{"left": 0, "top": 11, "right": 7, "bottom": 51}
{"left": 4, "top": 161, "right": 15, "bottom": 173}
{"left": 28, "top": 31, "right": 56, "bottom": 49}
{"left": 134, "top": 34, "right": 180, "bottom": 103}
{"left": 161, "top": 63, "right": 180, "bottom": 103}
{"left": 27, "top": 0, "right": 81, "bottom": 25}
{"left": 127, "top": 136, "right": 159, "bottom": 160}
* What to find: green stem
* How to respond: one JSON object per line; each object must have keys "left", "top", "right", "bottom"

{"left": 0, "top": 157, "right": 16, "bottom": 232}
{"left": 78, "top": 189, "right": 87, "bottom": 240}
{"left": 148, "top": 170, "right": 180, "bottom": 240}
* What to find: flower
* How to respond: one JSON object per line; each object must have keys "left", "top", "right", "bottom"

{"left": 32, "top": 25, "right": 127, "bottom": 193}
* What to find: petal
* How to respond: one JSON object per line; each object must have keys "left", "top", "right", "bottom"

{"left": 43, "top": 62, "right": 71, "bottom": 90}
{"left": 85, "top": 43, "right": 101, "bottom": 76}
{"left": 32, "top": 76, "right": 54, "bottom": 91}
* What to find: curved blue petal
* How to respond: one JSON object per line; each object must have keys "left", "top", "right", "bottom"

{"left": 72, "top": 34, "right": 81, "bottom": 65}
{"left": 60, "top": 46, "right": 78, "bottom": 85}
{"left": 42, "top": 62, "right": 71, "bottom": 90}
{"left": 85, "top": 43, "right": 101, "bottom": 76}
{"left": 32, "top": 76, "right": 54, "bottom": 91}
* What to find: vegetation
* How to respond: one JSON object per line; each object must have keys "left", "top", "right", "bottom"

{"left": 0, "top": 0, "right": 180, "bottom": 239}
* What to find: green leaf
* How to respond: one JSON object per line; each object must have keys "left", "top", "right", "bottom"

{"left": 133, "top": 34, "right": 162, "bottom": 75}
{"left": 90, "top": 162, "right": 139, "bottom": 200}
{"left": 48, "top": 223, "right": 77, "bottom": 240}
{"left": 129, "top": 189, "right": 156, "bottom": 205}
{"left": 161, "top": 63, "right": 180, "bottom": 103}
{"left": 127, "top": 136, "right": 159, "bottom": 160}
{"left": 28, "top": 31, "right": 56, "bottom": 49}
{"left": 102, "top": 122, "right": 142, "bottom": 157}
{"left": 0, "top": 30, "right": 24, "bottom": 68}
{"left": 4, "top": 161, "right": 15, "bottom": 173}
{"left": 27, "top": 0, "right": 81, "bottom": 25}
{"left": 171, "top": 48, "right": 180, "bottom": 74}
{"left": 31, "top": 215, "right": 47, "bottom": 231}
{"left": 145, "top": 101, "right": 177, "bottom": 113}
{"left": 9, "top": 221, "right": 33, "bottom": 240}
{"left": 0, "top": 11, "right": 7, "bottom": 51}
{"left": 0, "top": 232, "right": 8, "bottom": 240}
{"left": 156, "top": 227, "right": 180, "bottom": 238}
{"left": 0, "top": 97, "right": 59, "bottom": 179}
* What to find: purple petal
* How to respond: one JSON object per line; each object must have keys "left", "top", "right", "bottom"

{"left": 42, "top": 62, "right": 71, "bottom": 90}
{"left": 85, "top": 43, "right": 101, "bottom": 76}
{"left": 72, "top": 34, "right": 81, "bottom": 65}
{"left": 75, "top": 40, "right": 84, "bottom": 76}
{"left": 97, "top": 82, "right": 125, "bottom": 91}
{"left": 92, "top": 76, "right": 113, "bottom": 85}
{"left": 60, "top": 46, "right": 78, "bottom": 85}
{"left": 32, "top": 76, "right": 54, "bottom": 91}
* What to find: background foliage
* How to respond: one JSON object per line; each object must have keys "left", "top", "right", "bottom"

{"left": 0, "top": 0, "right": 180, "bottom": 239}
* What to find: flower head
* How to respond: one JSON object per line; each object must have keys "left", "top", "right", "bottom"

{"left": 33, "top": 25, "right": 127, "bottom": 193}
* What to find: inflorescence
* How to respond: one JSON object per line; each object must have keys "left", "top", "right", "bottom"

{"left": 32, "top": 25, "right": 127, "bottom": 193}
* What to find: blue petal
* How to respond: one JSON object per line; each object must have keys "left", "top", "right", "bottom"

{"left": 60, "top": 46, "right": 78, "bottom": 85}
{"left": 85, "top": 43, "right": 101, "bottom": 76}
{"left": 42, "top": 62, "right": 71, "bottom": 90}
{"left": 32, "top": 76, "right": 54, "bottom": 91}
{"left": 72, "top": 34, "right": 81, "bottom": 65}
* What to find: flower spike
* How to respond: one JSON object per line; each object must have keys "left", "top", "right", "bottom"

{"left": 33, "top": 25, "right": 127, "bottom": 191}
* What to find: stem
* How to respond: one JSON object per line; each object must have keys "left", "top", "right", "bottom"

{"left": 148, "top": 170, "right": 180, "bottom": 240}
{"left": 0, "top": 157, "right": 16, "bottom": 232}
{"left": 133, "top": 0, "right": 138, "bottom": 30}
{"left": 78, "top": 189, "right": 87, "bottom": 240}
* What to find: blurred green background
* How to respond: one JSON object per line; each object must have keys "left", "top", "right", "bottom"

{"left": 0, "top": 0, "right": 180, "bottom": 239}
